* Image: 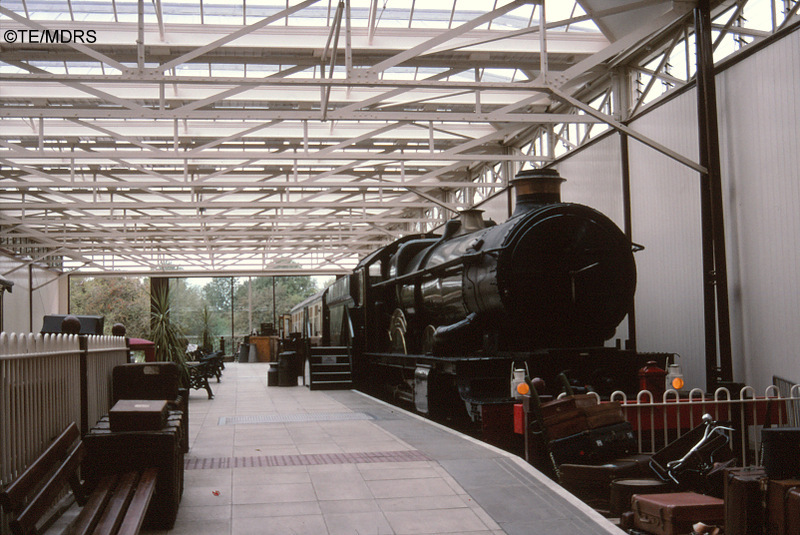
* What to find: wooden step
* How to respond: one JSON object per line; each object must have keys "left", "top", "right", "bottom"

{"left": 310, "top": 363, "right": 350, "bottom": 373}
{"left": 310, "top": 346, "right": 348, "bottom": 356}
{"left": 308, "top": 380, "right": 353, "bottom": 391}
{"left": 307, "top": 346, "right": 352, "bottom": 391}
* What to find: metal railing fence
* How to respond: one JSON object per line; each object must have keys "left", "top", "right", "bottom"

{"left": 610, "top": 385, "right": 800, "bottom": 466}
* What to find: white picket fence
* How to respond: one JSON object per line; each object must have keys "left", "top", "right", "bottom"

{"left": 0, "top": 332, "right": 127, "bottom": 487}
{"left": 85, "top": 335, "right": 129, "bottom": 432}
{"left": 609, "top": 385, "right": 800, "bottom": 466}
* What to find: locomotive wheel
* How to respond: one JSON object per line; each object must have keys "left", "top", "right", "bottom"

{"left": 427, "top": 374, "right": 471, "bottom": 428}
{"left": 389, "top": 309, "right": 408, "bottom": 354}
{"left": 421, "top": 325, "right": 436, "bottom": 354}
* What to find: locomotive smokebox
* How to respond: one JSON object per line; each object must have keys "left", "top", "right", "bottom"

{"left": 511, "top": 168, "right": 565, "bottom": 214}
{"left": 388, "top": 164, "right": 636, "bottom": 354}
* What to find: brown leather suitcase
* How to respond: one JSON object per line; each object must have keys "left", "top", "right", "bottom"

{"left": 544, "top": 401, "right": 625, "bottom": 439}
{"left": 632, "top": 492, "right": 724, "bottom": 535}
{"left": 723, "top": 466, "right": 766, "bottom": 535}
{"left": 766, "top": 479, "right": 800, "bottom": 535}
{"left": 540, "top": 394, "right": 597, "bottom": 419}
{"left": 610, "top": 478, "right": 672, "bottom": 517}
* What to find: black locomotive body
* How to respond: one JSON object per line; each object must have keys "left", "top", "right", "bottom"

{"left": 304, "top": 169, "right": 659, "bottom": 422}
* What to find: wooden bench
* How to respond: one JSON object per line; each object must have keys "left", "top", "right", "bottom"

{"left": 187, "top": 360, "right": 214, "bottom": 399}
{"left": 0, "top": 423, "right": 157, "bottom": 535}
{"left": 198, "top": 352, "right": 224, "bottom": 382}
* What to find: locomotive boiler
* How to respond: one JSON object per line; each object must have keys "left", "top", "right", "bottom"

{"left": 385, "top": 168, "right": 636, "bottom": 355}
{"left": 298, "top": 168, "right": 660, "bottom": 422}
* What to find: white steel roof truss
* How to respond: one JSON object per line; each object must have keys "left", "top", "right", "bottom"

{"left": 2, "top": 0, "right": 777, "bottom": 274}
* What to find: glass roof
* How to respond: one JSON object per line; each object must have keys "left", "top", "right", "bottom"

{"left": 0, "top": 0, "right": 795, "bottom": 274}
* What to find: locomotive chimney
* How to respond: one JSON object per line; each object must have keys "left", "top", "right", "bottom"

{"left": 458, "top": 209, "right": 485, "bottom": 233}
{"left": 511, "top": 168, "right": 565, "bottom": 215}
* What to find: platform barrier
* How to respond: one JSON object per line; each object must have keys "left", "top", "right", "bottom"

{"left": 0, "top": 332, "right": 127, "bottom": 487}
{"left": 609, "top": 384, "right": 800, "bottom": 465}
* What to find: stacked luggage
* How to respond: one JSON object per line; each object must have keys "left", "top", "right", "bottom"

{"left": 526, "top": 385, "right": 800, "bottom": 534}
{"left": 540, "top": 394, "right": 636, "bottom": 464}
{"left": 534, "top": 394, "right": 657, "bottom": 512}
{"left": 623, "top": 468, "right": 800, "bottom": 535}
{"left": 622, "top": 427, "right": 800, "bottom": 535}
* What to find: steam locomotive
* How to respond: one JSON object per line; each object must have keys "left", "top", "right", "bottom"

{"left": 292, "top": 169, "right": 661, "bottom": 422}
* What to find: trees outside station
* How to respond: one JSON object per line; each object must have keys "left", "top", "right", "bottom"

{"left": 69, "top": 273, "right": 329, "bottom": 354}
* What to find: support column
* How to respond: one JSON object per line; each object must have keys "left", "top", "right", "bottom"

{"left": 620, "top": 133, "right": 637, "bottom": 352}
{"left": 695, "top": 0, "right": 733, "bottom": 390}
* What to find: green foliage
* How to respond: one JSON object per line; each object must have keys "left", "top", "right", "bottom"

{"left": 69, "top": 271, "right": 328, "bottom": 355}
{"left": 201, "top": 306, "right": 212, "bottom": 351}
{"left": 69, "top": 277, "right": 150, "bottom": 337}
{"left": 231, "top": 275, "right": 322, "bottom": 336}
{"left": 150, "top": 285, "right": 189, "bottom": 385}
{"left": 203, "top": 278, "right": 238, "bottom": 311}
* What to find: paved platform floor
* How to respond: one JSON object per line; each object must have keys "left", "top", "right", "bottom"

{"left": 144, "top": 362, "right": 623, "bottom": 535}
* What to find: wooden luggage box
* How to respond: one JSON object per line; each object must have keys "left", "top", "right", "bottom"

{"left": 723, "top": 466, "right": 767, "bottom": 535}
{"left": 766, "top": 479, "right": 800, "bottom": 535}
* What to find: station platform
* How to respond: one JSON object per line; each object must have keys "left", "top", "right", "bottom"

{"left": 145, "top": 362, "right": 623, "bottom": 535}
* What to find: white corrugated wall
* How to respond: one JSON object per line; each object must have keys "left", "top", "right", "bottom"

{"left": 554, "top": 27, "right": 800, "bottom": 391}
{"left": 0, "top": 253, "right": 64, "bottom": 333}
{"left": 626, "top": 90, "right": 707, "bottom": 390}
{"left": 715, "top": 30, "right": 800, "bottom": 391}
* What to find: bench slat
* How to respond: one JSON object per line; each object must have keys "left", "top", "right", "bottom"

{"left": 91, "top": 471, "right": 138, "bottom": 535}
{"left": 9, "top": 441, "right": 85, "bottom": 535}
{"left": 68, "top": 474, "right": 119, "bottom": 535}
{"left": 4, "top": 422, "right": 162, "bottom": 535}
{"left": 0, "top": 423, "right": 80, "bottom": 511}
{"left": 115, "top": 468, "right": 158, "bottom": 535}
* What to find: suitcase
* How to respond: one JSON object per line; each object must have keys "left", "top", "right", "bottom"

{"left": 109, "top": 399, "right": 168, "bottom": 432}
{"left": 549, "top": 421, "right": 636, "bottom": 465}
{"left": 540, "top": 394, "right": 597, "bottom": 419}
{"left": 610, "top": 478, "right": 672, "bottom": 517}
{"left": 723, "top": 466, "right": 766, "bottom": 535}
{"left": 766, "top": 479, "right": 800, "bottom": 535}
{"left": 584, "top": 402, "right": 625, "bottom": 428}
{"left": 545, "top": 402, "right": 626, "bottom": 440}
{"left": 544, "top": 407, "right": 591, "bottom": 439}
{"left": 558, "top": 454, "right": 651, "bottom": 510}
{"left": 632, "top": 492, "right": 724, "bottom": 535}
{"left": 787, "top": 487, "right": 800, "bottom": 535}
{"left": 761, "top": 427, "right": 800, "bottom": 479}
